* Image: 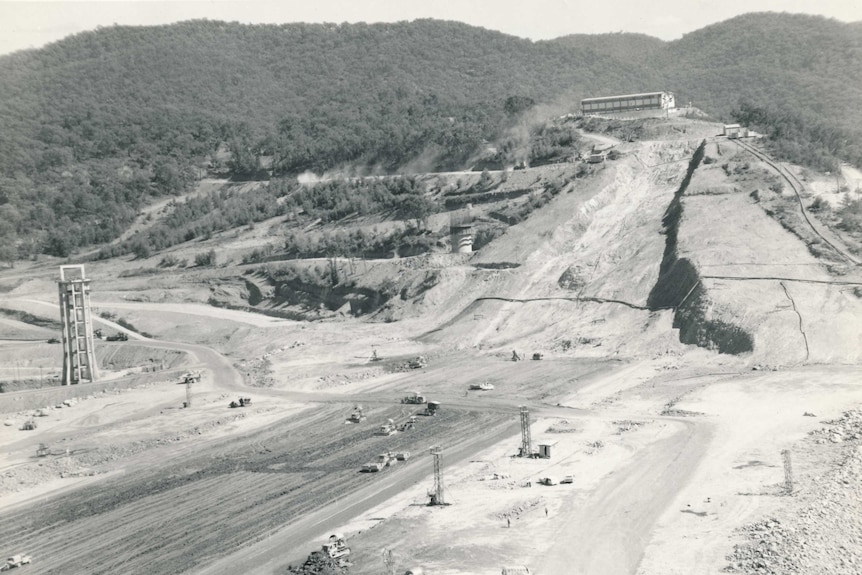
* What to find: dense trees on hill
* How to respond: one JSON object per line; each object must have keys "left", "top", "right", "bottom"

{"left": 0, "top": 14, "right": 861, "bottom": 258}
{"left": 665, "top": 13, "right": 862, "bottom": 170}
{"left": 97, "top": 176, "right": 439, "bottom": 260}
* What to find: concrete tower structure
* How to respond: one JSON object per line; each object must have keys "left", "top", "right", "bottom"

{"left": 449, "top": 207, "right": 473, "bottom": 253}
{"left": 58, "top": 265, "right": 98, "bottom": 385}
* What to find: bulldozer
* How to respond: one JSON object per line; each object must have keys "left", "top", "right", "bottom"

{"left": 21, "top": 420, "right": 36, "bottom": 431}
{"left": 375, "top": 419, "right": 397, "bottom": 435}
{"left": 398, "top": 416, "right": 417, "bottom": 432}
{"left": 532, "top": 353, "right": 544, "bottom": 360}
{"left": 181, "top": 371, "right": 201, "bottom": 384}
{"left": 346, "top": 405, "right": 366, "bottom": 424}
{"left": 321, "top": 533, "right": 350, "bottom": 560}
{"left": 229, "top": 397, "right": 252, "bottom": 408}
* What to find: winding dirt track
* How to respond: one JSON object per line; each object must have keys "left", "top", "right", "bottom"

{"left": 734, "top": 139, "right": 860, "bottom": 266}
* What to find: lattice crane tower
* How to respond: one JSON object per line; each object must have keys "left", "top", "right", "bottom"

{"left": 519, "top": 406, "right": 532, "bottom": 457}
{"left": 58, "top": 265, "right": 99, "bottom": 385}
{"left": 430, "top": 446, "right": 446, "bottom": 505}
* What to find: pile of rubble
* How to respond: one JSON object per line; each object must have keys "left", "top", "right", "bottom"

{"left": 284, "top": 551, "right": 350, "bottom": 575}
{"left": 724, "top": 410, "right": 862, "bottom": 574}
{"left": 613, "top": 420, "right": 648, "bottom": 434}
{"left": 494, "top": 497, "right": 544, "bottom": 521}
{"left": 809, "top": 409, "right": 862, "bottom": 444}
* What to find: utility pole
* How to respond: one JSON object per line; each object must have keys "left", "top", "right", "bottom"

{"left": 519, "top": 406, "right": 532, "bottom": 457}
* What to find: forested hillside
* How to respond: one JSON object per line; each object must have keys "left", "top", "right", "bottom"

{"left": 0, "top": 13, "right": 860, "bottom": 260}
{"left": 664, "top": 13, "right": 862, "bottom": 171}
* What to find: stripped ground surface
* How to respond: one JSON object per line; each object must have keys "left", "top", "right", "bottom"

{"left": 0, "top": 402, "right": 509, "bottom": 575}
{"left": 1, "top": 120, "right": 862, "bottom": 575}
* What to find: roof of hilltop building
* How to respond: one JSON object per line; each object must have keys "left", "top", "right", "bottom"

{"left": 581, "top": 91, "right": 666, "bottom": 103}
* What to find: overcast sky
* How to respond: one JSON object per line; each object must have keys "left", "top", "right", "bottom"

{"left": 1, "top": 0, "right": 861, "bottom": 56}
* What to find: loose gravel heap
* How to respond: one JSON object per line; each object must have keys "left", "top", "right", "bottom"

{"left": 724, "top": 410, "right": 862, "bottom": 574}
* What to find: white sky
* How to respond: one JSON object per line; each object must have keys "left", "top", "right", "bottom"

{"left": 1, "top": 0, "right": 861, "bottom": 56}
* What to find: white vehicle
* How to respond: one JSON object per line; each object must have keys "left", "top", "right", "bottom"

{"left": 560, "top": 475, "right": 574, "bottom": 484}
{"left": 469, "top": 381, "right": 494, "bottom": 391}
{"left": 2, "top": 555, "right": 31, "bottom": 570}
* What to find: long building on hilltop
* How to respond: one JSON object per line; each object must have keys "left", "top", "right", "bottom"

{"left": 581, "top": 91, "right": 675, "bottom": 115}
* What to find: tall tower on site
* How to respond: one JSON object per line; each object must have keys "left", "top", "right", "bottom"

{"left": 519, "top": 406, "right": 532, "bottom": 457}
{"left": 58, "top": 265, "right": 98, "bottom": 385}
{"left": 429, "top": 446, "right": 446, "bottom": 506}
{"left": 449, "top": 207, "right": 473, "bottom": 254}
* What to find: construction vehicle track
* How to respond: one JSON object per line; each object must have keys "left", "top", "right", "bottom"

{"left": 734, "top": 139, "right": 860, "bottom": 266}
{"left": 0, "top": 404, "right": 511, "bottom": 575}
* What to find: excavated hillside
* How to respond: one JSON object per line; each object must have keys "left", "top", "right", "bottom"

{"left": 98, "top": 116, "right": 862, "bottom": 368}
{"left": 4, "top": 116, "right": 862, "bottom": 575}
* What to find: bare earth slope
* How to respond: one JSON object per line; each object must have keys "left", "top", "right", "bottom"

{"left": 1, "top": 119, "right": 861, "bottom": 575}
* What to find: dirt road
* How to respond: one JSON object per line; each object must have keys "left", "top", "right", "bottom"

{"left": 535, "top": 419, "right": 711, "bottom": 574}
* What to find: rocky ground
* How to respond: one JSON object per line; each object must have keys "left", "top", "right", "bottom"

{"left": 726, "top": 410, "right": 862, "bottom": 574}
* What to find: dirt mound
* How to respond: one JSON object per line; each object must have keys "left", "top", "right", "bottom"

{"left": 98, "top": 344, "right": 185, "bottom": 371}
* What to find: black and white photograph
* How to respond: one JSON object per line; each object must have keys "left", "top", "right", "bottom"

{"left": 0, "top": 1, "right": 861, "bottom": 574}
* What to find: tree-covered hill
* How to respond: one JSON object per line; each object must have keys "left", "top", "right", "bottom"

{"left": 0, "top": 14, "right": 860, "bottom": 260}
{"left": 664, "top": 13, "right": 862, "bottom": 169}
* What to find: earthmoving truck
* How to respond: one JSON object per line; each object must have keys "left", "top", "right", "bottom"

{"left": 3, "top": 555, "right": 31, "bottom": 569}
{"left": 401, "top": 391, "right": 426, "bottom": 404}
{"left": 422, "top": 401, "right": 440, "bottom": 416}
